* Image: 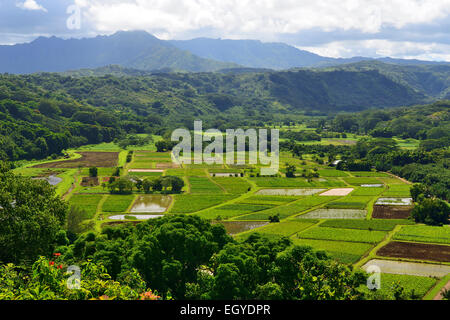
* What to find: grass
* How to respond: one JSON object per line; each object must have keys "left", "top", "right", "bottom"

{"left": 292, "top": 238, "right": 374, "bottom": 264}
{"left": 359, "top": 273, "right": 437, "bottom": 300}
{"left": 320, "top": 219, "right": 414, "bottom": 231}
{"left": 102, "top": 195, "right": 136, "bottom": 213}
{"left": 393, "top": 225, "right": 450, "bottom": 245}
{"left": 55, "top": 169, "right": 78, "bottom": 197}
{"left": 188, "top": 177, "right": 224, "bottom": 194}
{"left": 68, "top": 194, "right": 104, "bottom": 219}
{"left": 297, "top": 226, "right": 387, "bottom": 244}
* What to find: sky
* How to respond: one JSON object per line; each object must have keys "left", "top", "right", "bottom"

{"left": 1, "top": 0, "right": 450, "bottom": 61}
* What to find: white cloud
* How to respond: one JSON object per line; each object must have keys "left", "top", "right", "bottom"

{"left": 16, "top": 0, "right": 47, "bottom": 12}
{"left": 79, "top": 0, "right": 450, "bottom": 38}
{"left": 297, "top": 40, "right": 450, "bottom": 62}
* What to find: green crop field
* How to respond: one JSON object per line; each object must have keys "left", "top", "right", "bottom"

{"left": 343, "top": 177, "right": 382, "bottom": 186}
{"left": 318, "top": 169, "right": 349, "bottom": 177}
{"left": 325, "top": 196, "right": 373, "bottom": 209}
{"left": 249, "top": 177, "right": 346, "bottom": 188}
{"left": 382, "top": 185, "right": 412, "bottom": 197}
{"left": 195, "top": 203, "right": 274, "bottom": 220}
{"left": 349, "top": 172, "right": 389, "bottom": 177}
{"left": 68, "top": 194, "right": 104, "bottom": 219}
{"left": 188, "top": 177, "right": 224, "bottom": 194}
{"left": 393, "top": 225, "right": 450, "bottom": 245}
{"left": 359, "top": 273, "right": 437, "bottom": 300}
{"left": 320, "top": 219, "right": 414, "bottom": 231}
{"left": 255, "top": 221, "right": 318, "bottom": 237}
{"left": 351, "top": 187, "right": 385, "bottom": 196}
{"left": 102, "top": 195, "right": 136, "bottom": 213}
{"left": 236, "top": 196, "right": 338, "bottom": 220}
{"left": 171, "top": 194, "right": 238, "bottom": 213}
{"left": 239, "top": 195, "right": 299, "bottom": 206}
{"left": 298, "top": 226, "right": 387, "bottom": 244}
{"left": 211, "top": 177, "right": 251, "bottom": 194}
{"left": 292, "top": 238, "right": 374, "bottom": 264}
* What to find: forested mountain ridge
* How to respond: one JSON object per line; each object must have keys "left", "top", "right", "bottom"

{"left": 323, "top": 61, "right": 450, "bottom": 100}
{"left": 0, "top": 31, "right": 239, "bottom": 74}
{"left": 0, "top": 68, "right": 432, "bottom": 161}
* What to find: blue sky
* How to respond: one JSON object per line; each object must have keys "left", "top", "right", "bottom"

{"left": 2, "top": 0, "right": 450, "bottom": 61}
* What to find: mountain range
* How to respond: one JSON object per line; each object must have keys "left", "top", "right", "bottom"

{"left": 1, "top": 30, "right": 449, "bottom": 74}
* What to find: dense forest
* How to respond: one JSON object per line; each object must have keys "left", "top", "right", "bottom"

{"left": 0, "top": 67, "right": 432, "bottom": 161}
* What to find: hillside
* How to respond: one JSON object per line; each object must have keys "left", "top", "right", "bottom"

{"left": 0, "top": 68, "right": 428, "bottom": 161}
{"left": 323, "top": 61, "right": 450, "bottom": 100}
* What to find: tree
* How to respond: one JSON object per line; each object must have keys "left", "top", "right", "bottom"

{"left": 411, "top": 198, "right": 450, "bottom": 226}
{"left": 410, "top": 183, "right": 429, "bottom": 202}
{"left": 0, "top": 168, "right": 68, "bottom": 263}
{"left": 285, "top": 163, "right": 297, "bottom": 178}
{"left": 89, "top": 167, "right": 98, "bottom": 178}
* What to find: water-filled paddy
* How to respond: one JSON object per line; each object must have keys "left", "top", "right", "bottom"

{"left": 362, "top": 259, "right": 450, "bottom": 277}
{"left": 256, "top": 189, "right": 326, "bottom": 196}
{"left": 375, "top": 198, "right": 413, "bottom": 206}
{"left": 109, "top": 214, "right": 163, "bottom": 220}
{"left": 32, "top": 175, "right": 63, "bottom": 186}
{"left": 297, "top": 208, "right": 367, "bottom": 219}
{"left": 130, "top": 195, "right": 172, "bottom": 213}
{"left": 212, "top": 221, "right": 269, "bottom": 235}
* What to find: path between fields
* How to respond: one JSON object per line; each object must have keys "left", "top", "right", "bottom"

{"left": 433, "top": 280, "right": 450, "bottom": 300}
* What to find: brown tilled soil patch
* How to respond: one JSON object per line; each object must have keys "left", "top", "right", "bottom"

{"left": 33, "top": 152, "right": 119, "bottom": 168}
{"left": 81, "top": 177, "right": 99, "bottom": 187}
{"left": 377, "top": 241, "right": 450, "bottom": 263}
{"left": 372, "top": 205, "right": 413, "bottom": 219}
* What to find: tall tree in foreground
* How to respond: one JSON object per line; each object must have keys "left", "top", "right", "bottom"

{"left": 0, "top": 161, "right": 68, "bottom": 264}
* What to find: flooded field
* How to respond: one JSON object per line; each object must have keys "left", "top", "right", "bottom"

{"left": 297, "top": 208, "right": 367, "bottom": 219}
{"left": 32, "top": 175, "right": 62, "bottom": 186}
{"left": 109, "top": 214, "right": 164, "bottom": 220}
{"left": 212, "top": 221, "right": 269, "bottom": 235}
{"left": 130, "top": 195, "right": 172, "bottom": 213}
{"left": 361, "top": 184, "right": 384, "bottom": 188}
{"left": 362, "top": 259, "right": 450, "bottom": 277}
{"left": 256, "top": 189, "right": 326, "bottom": 196}
{"left": 376, "top": 198, "right": 413, "bottom": 206}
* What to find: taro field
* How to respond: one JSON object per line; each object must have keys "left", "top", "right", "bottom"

{"left": 15, "top": 145, "right": 450, "bottom": 300}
